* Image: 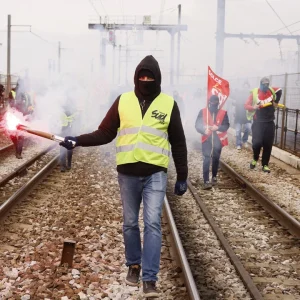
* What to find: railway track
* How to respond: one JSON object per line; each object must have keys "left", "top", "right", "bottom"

{"left": 167, "top": 144, "right": 300, "bottom": 300}
{"left": 0, "top": 146, "right": 200, "bottom": 299}
{"left": 0, "top": 143, "right": 14, "bottom": 154}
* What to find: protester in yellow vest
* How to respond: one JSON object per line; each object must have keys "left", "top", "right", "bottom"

{"left": 245, "top": 77, "right": 282, "bottom": 173}
{"left": 60, "top": 55, "right": 188, "bottom": 298}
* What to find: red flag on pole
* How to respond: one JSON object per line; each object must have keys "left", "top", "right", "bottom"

{"left": 207, "top": 66, "right": 230, "bottom": 109}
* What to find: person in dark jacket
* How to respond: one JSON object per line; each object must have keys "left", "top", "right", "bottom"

{"left": 233, "top": 90, "right": 251, "bottom": 150}
{"left": 59, "top": 108, "right": 76, "bottom": 172}
{"left": 245, "top": 77, "right": 282, "bottom": 172}
{"left": 195, "top": 95, "right": 230, "bottom": 190}
{"left": 60, "top": 55, "right": 188, "bottom": 298}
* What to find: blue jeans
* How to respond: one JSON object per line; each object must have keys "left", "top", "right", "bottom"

{"left": 118, "top": 171, "right": 167, "bottom": 282}
{"left": 236, "top": 122, "right": 251, "bottom": 147}
{"left": 202, "top": 137, "right": 222, "bottom": 182}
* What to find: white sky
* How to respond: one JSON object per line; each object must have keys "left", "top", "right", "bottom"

{"left": 0, "top": 0, "right": 300, "bottom": 82}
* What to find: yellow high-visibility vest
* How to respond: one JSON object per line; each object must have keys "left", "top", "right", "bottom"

{"left": 116, "top": 91, "right": 174, "bottom": 168}
{"left": 11, "top": 90, "right": 16, "bottom": 99}
{"left": 246, "top": 87, "right": 276, "bottom": 121}
{"left": 61, "top": 113, "right": 75, "bottom": 127}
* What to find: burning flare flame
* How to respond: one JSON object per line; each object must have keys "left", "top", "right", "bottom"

{"left": 5, "top": 111, "right": 21, "bottom": 131}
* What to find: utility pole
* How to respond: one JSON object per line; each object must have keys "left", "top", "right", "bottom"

{"left": 216, "top": 0, "right": 225, "bottom": 76}
{"left": 216, "top": 0, "right": 300, "bottom": 75}
{"left": 125, "top": 31, "right": 128, "bottom": 86}
{"left": 118, "top": 45, "right": 121, "bottom": 85}
{"left": 58, "top": 41, "right": 61, "bottom": 73}
{"left": 7, "top": 15, "right": 11, "bottom": 96}
{"left": 177, "top": 4, "right": 181, "bottom": 84}
{"left": 112, "top": 45, "right": 115, "bottom": 84}
{"left": 88, "top": 17, "right": 187, "bottom": 86}
{"left": 170, "top": 32, "right": 175, "bottom": 85}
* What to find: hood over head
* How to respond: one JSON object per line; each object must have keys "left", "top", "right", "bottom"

{"left": 260, "top": 76, "right": 270, "bottom": 92}
{"left": 208, "top": 95, "right": 220, "bottom": 113}
{"left": 134, "top": 55, "right": 161, "bottom": 101}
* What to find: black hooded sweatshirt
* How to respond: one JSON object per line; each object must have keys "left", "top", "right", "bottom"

{"left": 75, "top": 55, "right": 188, "bottom": 181}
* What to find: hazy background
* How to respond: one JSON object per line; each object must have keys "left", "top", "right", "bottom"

{"left": 0, "top": 0, "right": 299, "bottom": 134}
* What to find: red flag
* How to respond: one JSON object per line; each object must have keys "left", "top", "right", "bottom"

{"left": 207, "top": 66, "right": 230, "bottom": 109}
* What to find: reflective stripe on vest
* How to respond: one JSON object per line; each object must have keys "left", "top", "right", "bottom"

{"left": 246, "top": 87, "right": 276, "bottom": 120}
{"left": 116, "top": 91, "right": 174, "bottom": 168}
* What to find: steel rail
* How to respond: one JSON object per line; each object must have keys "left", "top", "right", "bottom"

{"left": 0, "top": 144, "right": 56, "bottom": 187}
{"left": 0, "top": 143, "right": 14, "bottom": 153}
{"left": 0, "top": 155, "right": 59, "bottom": 219}
{"left": 163, "top": 197, "right": 201, "bottom": 300}
{"left": 187, "top": 179, "right": 263, "bottom": 300}
{"left": 220, "top": 160, "right": 300, "bottom": 238}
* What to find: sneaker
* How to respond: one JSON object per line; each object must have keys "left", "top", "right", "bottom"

{"left": 125, "top": 264, "right": 141, "bottom": 286}
{"left": 212, "top": 177, "right": 218, "bottom": 186}
{"left": 243, "top": 143, "right": 249, "bottom": 148}
{"left": 60, "top": 166, "right": 66, "bottom": 172}
{"left": 250, "top": 160, "right": 257, "bottom": 169}
{"left": 143, "top": 281, "right": 159, "bottom": 298}
{"left": 16, "top": 153, "right": 23, "bottom": 159}
{"left": 262, "top": 165, "right": 270, "bottom": 173}
{"left": 203, "top": 181, "right": 212, "bottom": 190}
{"left": 236, "top": 145, "right": 241, "bottom": 150}
{"left": 66, "top": 165, "right": 71, "bottom": 170}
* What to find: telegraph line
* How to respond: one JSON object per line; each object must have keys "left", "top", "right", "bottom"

{"left": 265, "top": 0, "right": 293, "bottom": 35}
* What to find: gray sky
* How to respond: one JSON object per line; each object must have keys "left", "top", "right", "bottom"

{"left": 1, "top": 0, "right": 300, "bottom": 81}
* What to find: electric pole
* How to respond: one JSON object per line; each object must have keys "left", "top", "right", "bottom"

{"left": 58, "top": 41, "right": 61, "bottom": 73}
{"left": 216, "top": 0, "right": 300, "bottom": 75}
{"left": 88, "top": 13, "right": 187, "bottom": 86}
{"left": 7, "top": 15, "right": 11, "bottom": 96}
{"left": 216, "top": 0, "right": 225, "bottom": 76}
{"left": 118, "top": 45, "right": 121, "bottom": 85}
{"left": 177, "top": 4, "right": 181, "bottom": 84}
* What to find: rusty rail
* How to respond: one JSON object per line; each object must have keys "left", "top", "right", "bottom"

{"left": 0, "top": 143, "right": 57, "bottom": 187}
{"left": 219, "top": 160, "right": 300, "bottom": 238}
{"left": 0, "top": 155, "right": 59, "bottom": 219}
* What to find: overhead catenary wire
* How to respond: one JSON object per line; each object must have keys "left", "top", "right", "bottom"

{"left": 265, "top": 0, "right": 293, "bottom": 35}
{"left": 88, "top": 0, "right": 101, "bottom": 18}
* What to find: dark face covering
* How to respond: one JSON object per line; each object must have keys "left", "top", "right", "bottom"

{"left": 138, "top": 80, "right": 157, "bottom": 97}
{"left": 209, "top": 102, "right": 219, "bottom": 113}
{"left": 260, "top": 83, "right": 269, "bottom": 93}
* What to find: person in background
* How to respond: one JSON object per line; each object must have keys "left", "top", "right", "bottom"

{"left": 233, "top": 91, "right": 251, "bottom": 150}
{"left": 59, "top": 108, "right": 76, "bottom": 172}
{"left": 60, "top": 55, "right": 188, "bottom": 298}
{"left": 245, "top": 77, "right": 282, "bottom": 173}
{"left": 8, "top": 82, "right": 34, "bottom": 159}
{"left": 173, "top": 90, "right": 185, "bottom": 122}
{"left": 0, "top": 84, "right": 5, "bottom": 111}
{"left": 195, "top": 95, "right": 230, "bottom": 190}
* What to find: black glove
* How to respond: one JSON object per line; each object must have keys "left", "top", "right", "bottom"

{"left": 174, "top": 180, "right": 187, "bottom": 196}
{"left": 59, "top": 136, "right": 77, "bottom": 150}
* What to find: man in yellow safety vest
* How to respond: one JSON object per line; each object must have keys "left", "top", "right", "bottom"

{"left": 60, "top": 55, "right": 188, "bottom": 298}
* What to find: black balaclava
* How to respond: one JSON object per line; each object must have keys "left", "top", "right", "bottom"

{"left": 137, "top": 69, "right": 156, "bottom": 97}
{"left": 208, "top": 95, "right": 219, "bottom": 114}
{"left": 134, "top": 55, "right": 161, "bottom": 101}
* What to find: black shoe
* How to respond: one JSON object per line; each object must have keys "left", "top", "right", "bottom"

{"left": 212, "top": 177, "right": 217, "bottom": 186}
{"left": 60, "top": 166, "right": 66, "bottom": 172}
{"left": 203, "top": 181, "right": 212, "bottom": 190}
{"left": 125, "top": 264, "right": 141, "bottom": 286}
{"left": 143, "top": 281, "right": 159, "bottom": 298}
{"left": 66, "top": 165, "right": 71, "bottom": 170}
